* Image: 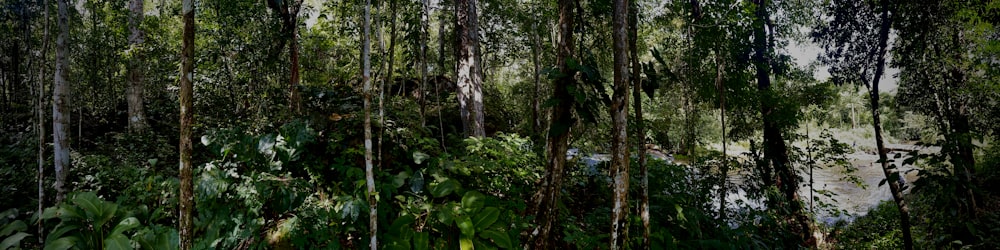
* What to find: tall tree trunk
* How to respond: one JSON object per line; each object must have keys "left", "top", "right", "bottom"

{"left": 628, "top": 2, "right": 648, "bottom": 248}
{"left": 127, "top": 0, "right": 148, "bottom": 133}
{"left": 419, "top": 0, "right": 429, "bottom": 127}
{"left": 610, "top": 0, "right": 630, "bottom": 248}
{"left": 751, "top": 0, "right": 812, "bottom": 246}
{"left": 178, "top": 0, "right": 196, "bottom": 248}
{"left": 531, "top": 0, "right": 575, "bottom": 247}
{"left": 455, "top": 0, "right": 485, "bottom": 137}
{"left": 362, "top": 0, "right": 378, "bottom": 248}
{"left": 867, "top": 2, "right": 913, "bottom": 249}
{"left": 37, "top": 0, "right": 50, "bottom": 243}
{"left": 530, "top": 18, "right": 541, "bottom": 136}
{"left": 715, "top": 54, "right": 729, "bottom": 223}
{"left": 52, "top": 0, "right": 70, "bottom": 204}
{"left": 436, "top": 3, "right": 447, "bottom": 151}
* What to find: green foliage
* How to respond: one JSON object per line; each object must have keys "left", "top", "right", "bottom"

{"left": 39, "top": 192, "right": 174, "bottom": 250}
{"left": 829, "top": 201, "right": 903, "bottom": 249}
{"left": 0, "top": 209, "right": 30, "bottom": 250}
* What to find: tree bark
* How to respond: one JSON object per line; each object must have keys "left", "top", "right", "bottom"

{"left": 127, "top": 0, "right": 148, "bottom": 133}
{"left": 531, "top": 0, "right": 575, "bottom": 248}
{"left": 867, "top": 2, "right": 913, "bottom": 249}
{"left": 436, "top": 3, "right": 448, "bottom": 151}
{"left": 715, "top": 54, "right": 729, "bottom": 223}
{"left": 52, "top": 0, "right": 70, "bottom": 204}
{"left": 455, "top": 0, "right": 485, "bottom": 137}
{"left": 531, "top": 17, "right": 541, "bottom": 136}
{"left": 37, "top": 0, "right": 50, "bottom": 243}
{"left": 751, "top": 0, "right": 812, "bottom": 246}
{"left": 610, "top": 0, "right": 630, "bottom": 248}
{"left": 628, "top": 2, "right": 648, "bottom": 248}
{"left": 362, "top": 0, "right": 378, "bottom": 248}
{"left": 419, "top": 0, "right": 429, "bottom": 127}
{"left": 178, "top": 0, "right": 196, "bottom": 248}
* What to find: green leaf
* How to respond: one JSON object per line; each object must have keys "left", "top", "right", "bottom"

{"left": 472, "top": 207, "right": 499, "bottom": 231}
{"left": 110, "top": 217, "right": 140, "bottom": 236}
{"left": 0, "top": 221, "right": 26, "bottom": 237}
{"left": 393, "top": 172, "right": 410, "bottom": 189}
{"left": 413, "top": 151, "right": 430, "bottom": 164}
{"left": 1, "top": 232, "right": 30, "bottom": 250}
{"left": 479, "top": 229, "right": 513, "bottom": 249}
{"left": 461, "top": 191, "right": 486, "bottom": 213}
{"left": 43, "top": 237, "right": 79, "bottom": 250}
{"left": 45, "top": 225, "right": 78, "bottom": 244}
{"left": 388, "top": 214, "right": 415, "bottom": 236}
{"left": 104, "top": 233, "right": 132, "bottom": 250}
{"left": 459, "top": 235, "right": 474, "bottom": 250}
{"left": 413, "top": 232, "right": 429, "bottom": 250}
{"left": 430, "top": 179, "right": 461, "bottom": 198}
{"left": 456, "top": 216, "right": 475, "bottom": 237}
{"left": 436, "top": 203, "right": 456, "bottom": 225}
{"left": 40, "top": 207, "right": 59, "bottom": 220}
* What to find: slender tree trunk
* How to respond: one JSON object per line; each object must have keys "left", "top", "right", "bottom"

{"left": 178, "top": 0, "right": 196, "bottom": 248}
{"left": 531, "top": 0, "right": 575, "bottom": 247}
{"left": 289, "top": 27, "right": 301, "bottom": 114}
{"left": 362, "top": 1, "right": 378, "bottom": 248}
{"left": 37, "top": 0, "right": 50, "bottom": 242}
{"left": 868, "top": 3, "right": 913, "bottom": 249}
{"left": 436, "top": 3, "right": 447, "bottom": 151}
{"left": 127, "top": 0, "right": 148, "bottom": 133}
{"left": 628, "top": 2, "right": 648, "bottom": 249}
{"left": 52, "top": 0, "right": 70, "bottom": 204}
{"left": 715, "top": 54, "right": 729, "bottom": 222}
{"left": 419, "top": 0, "right": 429, "bottom": 127}
{"left": 455, "top": 0, "right": 485, "bottom": 137}
{"left": 751, "top": 0, "right": 811, "bottom": 246}
{"left": 610, "top": 0, "right": 630, "bottom": 248}
{"left": 530, "top": 19, "right": 541, "bottom": 136}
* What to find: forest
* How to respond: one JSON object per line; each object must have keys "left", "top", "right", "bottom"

{"left": 0, "top": 0, "right": 998, "bottom": 249}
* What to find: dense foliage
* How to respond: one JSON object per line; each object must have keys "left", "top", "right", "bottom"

{"left": 1, "top": 0, "right": 998, "bottom": 249}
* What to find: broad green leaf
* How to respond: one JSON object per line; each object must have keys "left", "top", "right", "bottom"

{"left": 479, "top": 229, "right": 513, "bottom": 249}
{"left": 43, "top": 237, "right": 79, "bottom": 250}
{"left": 45, "top": 225, "right": 78, "bottom": 244}
{"left": 430, "top": 179, "right": 461, "bottom": 198}
{"left": 1, "top": 232, "right": 30, "bottom": 250}
{"left": 40, "top": 207, "right": 59, "bottom": 220}
{"left": 457, "top": 216, "right": 476, "bottom": 237}
{"left": 459, "top": 235, "right": 474, "bottom": 250}
{"left": 389, "top": 214, "right": 415, "bottom": 236}
{"left": 412, "top": 232, "right": 429, "bottom": 250}
{"left": 110, "top": 217, "right": 140, "bottom": 236}
{"left": 436, "top": 203, "right": 457, "bottom": 225}
{"left": 0, "top": 221, "right": 26, "bottom": 237}
{"left": 412, "top": 151, "right": 430, "bottom": 164}
{"left": 461, "top": 191, "right": 486, "bottom": 213}
{"left": 104, "top": 233, "right": 132, "bottom": 250}
{"left": 393, "top": 172, "right": 410, "bottom": 189}
{"left": 472, "top": 207, "right": 499, "bottom": 231}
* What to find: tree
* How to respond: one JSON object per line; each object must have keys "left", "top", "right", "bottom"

{"left": 178, "top": 0, "right": 196, "bottom": 248}
{"left": 750, "top": 0, "right": 812, "bottom": 245}
{"left": 609, "top": 0, "right": 630, "bottom": 248}
{"left": 531, "top": 0, "right": 575, "bottom": 247}
{"left": 52, "top": 0, "right": 70, "bottom": 204}
{"left": 455, "top": 0, "right": 485, "bottom": 137}
{"left": 629, "top": 1, "right": 650, "bottom": 248}
{"left": 362, "top": 0, "right": 378, "bottom": 248}
{"left": 813, "top": 0, "right": 913, "bottom": 248}
{"left": 893, "top": 0, "right": 989, "bottom": 217}
{"left": 36, "top": 0, "right": 50, "bottom": 242}
{"left": 266, "top": 0, "right": 305, "bottom": 114}
{"left": 127, "top": 0, "right": 148, "bottom": 133}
